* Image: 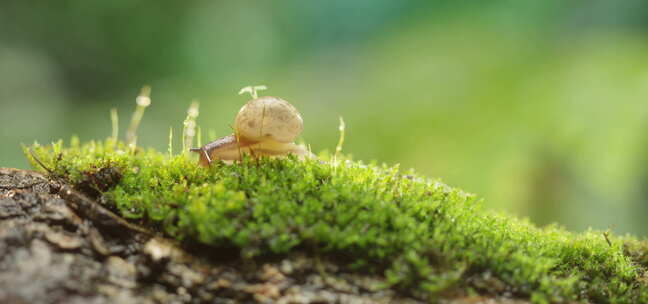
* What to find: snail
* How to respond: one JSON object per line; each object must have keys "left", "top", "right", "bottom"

{"left": 191, "top": 87, "right": 313, "bottom": 166}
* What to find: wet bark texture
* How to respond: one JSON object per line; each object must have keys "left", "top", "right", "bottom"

{"left": 0, "top": 168, "right": 525, "bottom": 304}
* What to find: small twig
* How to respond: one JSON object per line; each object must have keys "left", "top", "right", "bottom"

{"left": 603, "top": 229, "right": 613, "bottom": 247}
{"left": 59, "top": 184, "right": 151, "bottom": 236}
{"left": 29, "top": 148, "right": 54, "bottom": 175}
{"left": 202, "top": 149, "right": 212, "bottom": 165}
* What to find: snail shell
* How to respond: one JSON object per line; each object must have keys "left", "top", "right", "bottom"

{"left": 235, "top": 96, "right": 303, "bottom": 143}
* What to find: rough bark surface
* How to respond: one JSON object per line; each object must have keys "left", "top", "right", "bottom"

{"left": 0, "top": 168, "right": 526, "bottom": 304}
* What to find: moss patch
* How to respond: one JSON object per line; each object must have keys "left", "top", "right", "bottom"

{"left": 25, "top": 139, "right": 648, "bottom": 303}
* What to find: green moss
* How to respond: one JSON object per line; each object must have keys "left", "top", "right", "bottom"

{"left": 25, "top": 138, "right": 648, "bottom": 303}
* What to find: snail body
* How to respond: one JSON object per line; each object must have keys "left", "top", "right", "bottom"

{"left": 191, "top": 96, "right": 312, "bottom": 166}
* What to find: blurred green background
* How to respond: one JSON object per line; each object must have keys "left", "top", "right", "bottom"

{"left": 2, "top": 1, "right": 648, "bottom": 236}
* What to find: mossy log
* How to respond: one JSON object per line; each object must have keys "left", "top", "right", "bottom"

{"left": 6, "top": 138, "right": 648, "bottom": 303}
{"left": 1, "top": 168, "right": 450, "bottom": 303}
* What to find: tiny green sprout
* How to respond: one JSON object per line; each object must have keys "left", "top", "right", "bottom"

{"left": 110, "top": 108, "right": 119, "bottom": 141}
{"left": 126, "top": 85, "right": 152, "bottom": 148}
{"left": 238, "top": 85, "right": 267, "bottom": 99}
{"left": 197, "top": 126, "right": 202, "bottom": 147}
{"left": 334, "top": 116, "right": 346, "bottom": 167}
{"left": 168, "top": 126, "right": 173, "bottom": 157}
{"left": 182, "top": 100, "right": 200, "bottom": 154}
